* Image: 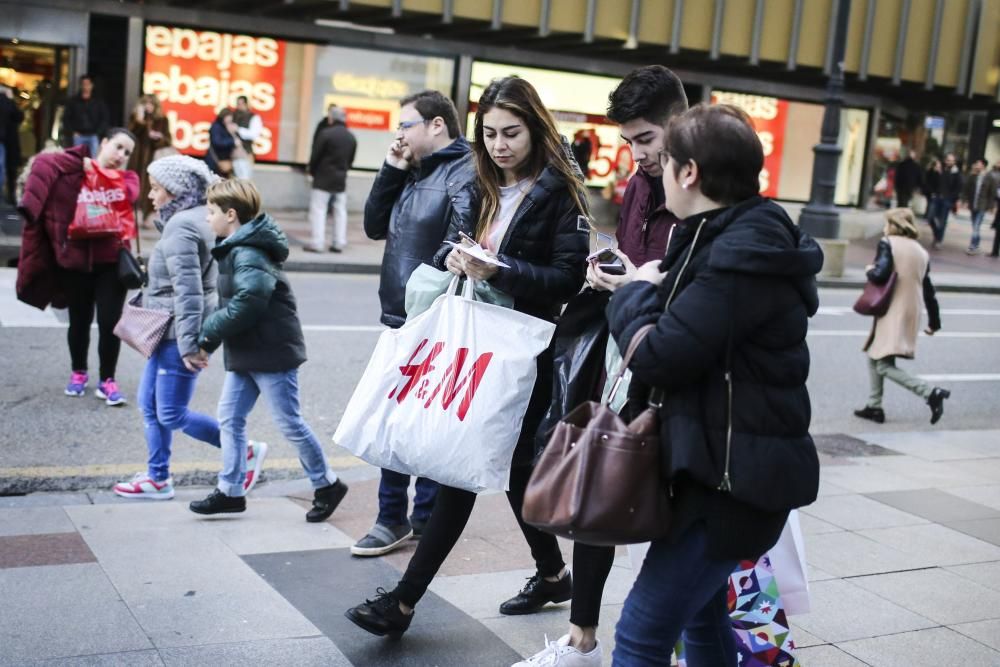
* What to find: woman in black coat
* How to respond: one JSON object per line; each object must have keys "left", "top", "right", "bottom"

{"left": 606, "top": 104, "right": 822, "bottom": 665}
{"left": 345, "top": 76, "right": 589, "bottom": 639}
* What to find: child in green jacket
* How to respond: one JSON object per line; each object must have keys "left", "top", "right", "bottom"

{"left": 188, "top": 179, "right": 348, "bottom": 520}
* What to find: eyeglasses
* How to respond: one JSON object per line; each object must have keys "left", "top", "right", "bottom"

{"left": 397, "top": 119, "right": 430, "bottom": 132}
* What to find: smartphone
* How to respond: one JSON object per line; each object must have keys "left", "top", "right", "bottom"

{"left": 587, "top": 248, "right": 626, "bottom": 275}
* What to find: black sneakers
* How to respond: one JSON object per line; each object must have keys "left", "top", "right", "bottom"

{"left": 189, "top": 489, "right": 246, "bottom": 515}
{"left": 853, "top": 406, "right": 886, "bottom": 424}
{"left": 928, "top": 387, "right": 951, "bottom": 425}
{"left": 306, "top": 479, "right": 349, "bottom": 523}
{"left": 499, "top": 570, "right": 573, "bottom": 615}
{"left": 345, "top": 588, "right": 413, "bottom": 638}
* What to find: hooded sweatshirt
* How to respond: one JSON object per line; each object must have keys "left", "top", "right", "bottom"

{"left": 198, "top": 212, "right": 306, "bottom": 373}
{"left": 607, "top": 196, "right": 823, "bottom": 560}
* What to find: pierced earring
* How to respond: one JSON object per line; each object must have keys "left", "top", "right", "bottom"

{"left": 682, "top": 183, "right": 689, "bottom": 190}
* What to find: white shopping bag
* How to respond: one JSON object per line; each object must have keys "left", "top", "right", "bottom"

{"left": 334, "top": 278, "right": 556, "bottom": 493}
{"left": 768, "top": 509, "right": 811, "bottom": 615}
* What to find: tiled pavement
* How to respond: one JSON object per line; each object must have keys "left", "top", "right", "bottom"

{"left": 3, "top": 429, "right": 1000, "bottom": 666}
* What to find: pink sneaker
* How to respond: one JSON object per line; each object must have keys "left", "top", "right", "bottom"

{"left": 244, "top": 441, "right": 268, "bottom": 493}
{"left": 96, "top": 378, "right": 127, "bottom": 406}
{"left": 112, "top": 473, "right": 175, "bottom": 500}
{"left": 65, "top": 371, "right": 88, "bottom": 397}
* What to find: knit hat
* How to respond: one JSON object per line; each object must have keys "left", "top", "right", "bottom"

{"left": 147, "top": 154, "right": 220, "bottom": 197}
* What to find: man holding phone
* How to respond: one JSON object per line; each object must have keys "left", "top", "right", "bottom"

{"left": 587, "top": 65, "right": 688, "bottom": 292}
{"left": 357, "top": 90, "right": 476, "bottom": 557}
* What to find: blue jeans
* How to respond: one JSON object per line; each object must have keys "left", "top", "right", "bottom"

{"left": 971, "top": 209, "right": 987, "bottom": 249}
{"left": 377, "top": 469, "right": 438, "bottom": 527}
{"left": 928, "top": 197, "right": 954, "bottom": 242}
{"left": 216, "top": 369, "right": 335, "bottom": 497}
{"left": 72, "top": 133, "right": 100, "bottom": 159}
{"left": 138, "top": 339, "right": 221, "bottom": 482}
{"left": 613, "top": 524, "right": 738, "bottom": 666}
{"left": 0, "top": 143, "right": 6, "bottom": 199}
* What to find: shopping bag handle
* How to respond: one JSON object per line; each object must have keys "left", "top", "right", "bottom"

{"left": 446, "top": 275, "right": 479, "bottom": 301}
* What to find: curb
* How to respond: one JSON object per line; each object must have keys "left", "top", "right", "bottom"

{"left": 817, "top": 278, "right": 1000, "bottom": 295}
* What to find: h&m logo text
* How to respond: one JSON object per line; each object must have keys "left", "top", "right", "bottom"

{"left": 388, "top": 339, "right": 493, "bottom": 421}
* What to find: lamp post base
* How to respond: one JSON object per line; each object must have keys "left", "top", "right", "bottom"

{"left": 798, "top": 204, "right": 841, "bottom": 240}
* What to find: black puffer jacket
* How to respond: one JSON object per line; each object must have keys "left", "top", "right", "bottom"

{"left": 434, "top": 164, "right": 590, "bottom": 463}
{"left": 608, "top": 197, "right": 823, "bottom": 560}
{"left": 364, "top": 137, "right": 475, "bottom": 328}
{"left": 198, "top": 213, "right": 306, "bottom": 373}
{"left": 309, "top": 122, "right": 356, "bottom": 193}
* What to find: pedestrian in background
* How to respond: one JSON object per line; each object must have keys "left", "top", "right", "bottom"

{"left": 127, "top": 94, "right": 173, "bottom": 224}
{"left": 961, "top": 158, "right": 996, "bottom": 255}
{"left": 516, "top": 64, "right": 689, "bottom": 667}
{"left": 352, "top": 90, "right": 475, "bottom": 557}
{"left": 187, "top": 179, "right": 349, "bottom": 520}
{"left": 232, "top": 95, "right": 262, "bottom": 180}
{"left": 62, "top": 75, "right": 109, "bottom": 158}
{"left": 0, "top": 85, "right": 24, "bottom": 203}
{"left": 346, "top": 75, "right": 589, "bottom": 639}
{"left": 605, "top": 103, "right": 822, "bottom": 665}
{"left": 205, "top": 108, "right": 239, "bottom": 178}
{"left": 17, "top": 129, "right": 138, "bottom": 407}
{"left": 923, "top": 157, "right": 942, "bottom": 226}
{"left": 991, "top": 162, "right": 1000, "bottom": 258}
{"left": 306, "top": 106, "right": 356, "bottom": 253}
{"left": 854, "top": 208, "right": 949, "bottom": 425}
{"left": 929, "top": 153, "right": 963, "bottom": 249}
{"left": 894, "top": 148, "right": 923, "bottom": 210}
{"left": 112, "top": 155, "right": 223, "bottom": 500}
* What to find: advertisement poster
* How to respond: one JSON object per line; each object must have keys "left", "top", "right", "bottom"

{"left": 710, "top": 91, "right": 788, "bottom": 198}
{"left": 142, "top": 25, "right": 287, "bottom": 161}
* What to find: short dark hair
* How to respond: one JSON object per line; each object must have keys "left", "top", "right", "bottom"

{"left": 399, "top": 90, "right": 461, "bottom": 139}
{"left": 607, "top": 65, "right": 688, "bottom": 126}
{"left": 80, "top": 74, "right": 93, "bottom": 84}
{"left": 236, "top": 95, "right": 249, "bottom": 105}
{"left": 667, "top": 103, "right": 763, "bottom": 205}
{"left": 973, "top": 158, "right": 988, "bottom": 167}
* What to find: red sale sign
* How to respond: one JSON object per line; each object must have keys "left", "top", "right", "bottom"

{"left": 710, "top": 92, "right": 789, "bottom": 198}
{"left": 142, "top": 26, "right": 285, "bottom": 161}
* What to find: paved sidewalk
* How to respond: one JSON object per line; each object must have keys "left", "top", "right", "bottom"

{"left": 3, "top": 429, "right": 1000, "bottom": 666}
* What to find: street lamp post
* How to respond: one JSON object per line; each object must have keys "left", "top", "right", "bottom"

{"left": 798, "top": 0, "right": 852, "bottom": 239}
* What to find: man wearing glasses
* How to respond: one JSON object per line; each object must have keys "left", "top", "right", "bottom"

{"left": 355, "top": 90, "right": 475, "bottom": 557}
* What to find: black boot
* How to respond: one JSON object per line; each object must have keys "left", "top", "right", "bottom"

{"left": 499, "top": 570, "right": 572, "bottom": 615}
{"left": 345, "top": 588, "right": 413, "bottom": 638}
{"left": 306, "top": 479, "right": 348, "bottom": 523}
{"left": 853, "top": 406, "right": 885, "bottom": 424}
{"left": 189, "top": 489, "right": 246, "bottom": 515}
{"left": 928, "top": 387, "right": 951, "bottom": 425}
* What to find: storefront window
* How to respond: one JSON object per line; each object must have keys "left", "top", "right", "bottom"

{"left": 710, "top": 90, "right": 870, "bottom": 206}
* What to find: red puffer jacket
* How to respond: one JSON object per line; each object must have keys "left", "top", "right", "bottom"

{"left": 16, "top": 145, "right": 138, "bottom": 309}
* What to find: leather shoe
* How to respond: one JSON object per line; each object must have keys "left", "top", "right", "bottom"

{"left": 306, "top": 479, "right": 348, "bottom": 523}
{"left": 499, "top": 570, "right": 572, "bottom": 615}
{"left": 345, "top": 588, "right": 412, "bottom": 638}
{"left": 853, "top": 406, "right": 885, "bottom": 424}
{"left": 928, "top": 387, "right": 950, "bottom": 425}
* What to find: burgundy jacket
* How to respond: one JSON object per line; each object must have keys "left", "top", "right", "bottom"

{"left": 615, "top": 168, "right": 679, "bottom": 265}
{"left": 17, "top": 144, "right": 138, "bottom": 309}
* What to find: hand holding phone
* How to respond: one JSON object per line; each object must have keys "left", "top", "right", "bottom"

{"left": 588, "top": 248, "right": 626, "bottom": 275}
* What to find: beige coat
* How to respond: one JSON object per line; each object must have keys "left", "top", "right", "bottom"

{"left": 864, "top": 235, "right": 929, "bottom": 360}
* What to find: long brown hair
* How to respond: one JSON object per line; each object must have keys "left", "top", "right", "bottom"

{"left": 138, "top": 94, "right": 166, "bottom": 120}
{"left": 472, "top": 76, "right": 587, "bottom": 240}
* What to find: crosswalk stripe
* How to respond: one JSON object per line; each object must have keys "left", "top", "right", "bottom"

{"left": 809, "top": 330, "right": 1000, "bottom": 338}
{"left": 917, "top": 374, "right": 1000, "bottom": 382}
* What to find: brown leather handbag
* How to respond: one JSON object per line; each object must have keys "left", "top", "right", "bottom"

{"left": 522, "top": 324, "right": 670, "bottom": 546}
{"left": 852, "top": 271, "right": 897, "bottom": 317}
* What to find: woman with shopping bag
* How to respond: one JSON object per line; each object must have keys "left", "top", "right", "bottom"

{"left": 17, "top": 127, "right": 138, "bottom": 406}
{"left": 345, "top": 76, "right": 589, "bottom": 638}
{"left": 605, "top": 104, "right": 822, "bottom": 665}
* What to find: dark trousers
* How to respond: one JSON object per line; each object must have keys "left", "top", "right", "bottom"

{"left": 62, "top": 264, "right": 127, "bottom": 380}
{"left": 570, "top": 542, "right": 616, "bottom": 627}
{"left": 377, "top": 469, "right": 439, "bottom": 527}
{"left": 992, "top": 221, "right": 1000, "bottom": 257}
{"left": 393, "top": 464, "right": 566, "bottom": 608}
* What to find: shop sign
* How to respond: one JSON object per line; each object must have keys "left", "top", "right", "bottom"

{"left": 142, "top": 25, "right": 286, "bottom": 161}
{"left": 710, "top": 91, "right": 788, "bottom": 198}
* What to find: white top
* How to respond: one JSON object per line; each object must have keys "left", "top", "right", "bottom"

{"left": 484, "top": 178, "right": 532, "bottom": 252}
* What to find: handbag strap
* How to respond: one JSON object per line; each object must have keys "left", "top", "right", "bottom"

{"left": 604, "top": 217, "right": 709, "bottom": 407}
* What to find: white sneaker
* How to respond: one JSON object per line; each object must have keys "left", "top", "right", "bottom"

{"left": 243, "top": 441, "right": 268, "bottom": 494}
{"left": 112, "top": 473, "right": 175, "bottom": 500}
{"left": 512, "top": 635, "right": 602, "bottom": 667}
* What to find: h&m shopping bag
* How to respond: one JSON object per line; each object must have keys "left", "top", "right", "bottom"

{"left": 68, "top": 165, "right": 136, "bottom": 240}
{"left": 333, "top": 278, "right": 555, "bottom": 493}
